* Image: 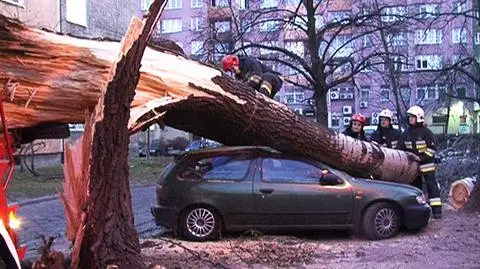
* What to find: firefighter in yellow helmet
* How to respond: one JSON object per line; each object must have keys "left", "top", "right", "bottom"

{"left": 221, "top": 54, "right": 283, "bottom": 98}
{"left": 371, "top": 108, "right": 401, "bottom": 148}
{"left": 399, "top": 105, "right": 442, "bottom": 219}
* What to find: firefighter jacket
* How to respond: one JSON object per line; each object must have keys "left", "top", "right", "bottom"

{"left": 235, "top": 56, "right": 279, "bottom": 89}
{"left": 399, "top": 125, "right": 437, "bottom": 174}
{"left": 371, "top": 126, "right": 402, "bottom": 149}
{"left": 342, "top": 128, "right": 368, "bottom": 142}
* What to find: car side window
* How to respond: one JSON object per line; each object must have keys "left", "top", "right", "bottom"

{"left": 262, "top": 158, "right": 328, "bottom": 184}
{"left": 179, "top": 155, "right": 252, "bottom": 181}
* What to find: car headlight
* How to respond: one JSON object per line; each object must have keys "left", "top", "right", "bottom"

{"left": 416, "top": 194, "right": 427, "bottom": 205}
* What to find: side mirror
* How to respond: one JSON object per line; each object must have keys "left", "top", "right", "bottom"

{"left": 320, "top": 173, "right": 342, "bottom": 186}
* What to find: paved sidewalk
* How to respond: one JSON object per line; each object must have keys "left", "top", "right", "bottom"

{"left": 17, "top": 185, "right": 162, "bottom": 260}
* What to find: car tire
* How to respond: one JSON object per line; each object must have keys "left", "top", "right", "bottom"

{"left": 362, "top": 202, "right": 401, "bottom": 240}
{"left": 179, "top": 206, "right": 221, "bottom": 241}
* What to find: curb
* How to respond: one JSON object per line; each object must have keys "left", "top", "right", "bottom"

{"left": 13, "top": 183, "right": 155, "bottom": 206}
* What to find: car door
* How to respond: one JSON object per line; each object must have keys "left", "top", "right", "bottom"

{"left": 253, "top": 156, "right": 354, "bottom": 228}
{"left": 178, "top": 153, "right": 257, "bottom": 229}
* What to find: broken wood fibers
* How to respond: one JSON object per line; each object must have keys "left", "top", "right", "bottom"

{"left": 0, "top": 14, "right": 420, "bottom": 184}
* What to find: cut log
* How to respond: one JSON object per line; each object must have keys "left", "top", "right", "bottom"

{"left": 449, "top": 177, "right": 477, "bottom": 209}
{"left": 0, "top": 14, "right": 420, "bottom": 183}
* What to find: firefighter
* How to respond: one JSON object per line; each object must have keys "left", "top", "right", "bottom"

{"left": 400, "top": 105, "right": 442, "bottom": 219}
{"left": 221, "top": 54, "right": 283, "bottom": 98}
{"left": 342, "top": 113, "right": 368, "bottom": 141}
{"left": 371, "top": 108, "right": 401, "bottom": 148}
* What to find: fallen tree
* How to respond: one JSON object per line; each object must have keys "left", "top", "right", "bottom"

{"left": 0, "top": 14, "right": 419, "bottom": 183}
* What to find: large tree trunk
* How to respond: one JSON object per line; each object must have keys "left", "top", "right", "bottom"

{"left": 61, "top": 1, "right": 165, "bottom": 268}
{"left": 0, "top": 14, "right": 420, "bottom": 183}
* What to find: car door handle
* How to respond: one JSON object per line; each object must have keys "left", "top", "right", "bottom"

{"left": 259, "top": 188, "right": 274, "bottom": 194}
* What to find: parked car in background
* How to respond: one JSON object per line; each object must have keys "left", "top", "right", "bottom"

{"left": 151, "top": 146, "right": 430, "bottom": 241}
{"left": 184, "top": 139, "right": 222, "bottom": 153}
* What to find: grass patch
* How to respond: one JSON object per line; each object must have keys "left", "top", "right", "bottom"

{"left": 6, "top": 157, "right": 173, "bottom": 201}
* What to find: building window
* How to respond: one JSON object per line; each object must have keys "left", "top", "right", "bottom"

{"left": 452, "top": 27, "right": 468, "bottom": 44}
{"left": 476, "top": 33, "right": 480, "bottom": 45}
{"left": 260, "top": 20, "right": 280, "bottom": 32}
{"left": 415, "top": 29, "right": 442, "bottom": 45}
{"left": 286, "top": 15, "right": 308, "bottom": 31}
{"left": 331, "top": 34, "right": 354, "bottom": 57}
{"left": 400, "top": 88, "right": 411, "bottom": 104}
{"left": 284, "top": 41, "right": 304, "bottom": 57}
{"left": 284, "top": 89, "right": 305, "bottom": 104}
{"left": 392, "top": 56, "right": 408, "bottom": 71}
{"left": 236, "top": 0, "right": 248, "bottom": 9}
{"left": 381, "top": 6, "right": 406, "bottom": 22}
{"left": 361, "top": 34, "right": 372, "bottom": 48}
{"left": 417, "top": 86, "right": 439, "bottom": 101}
{"left": 165, "top": 0, "right": 182, "bottom": 9}
{"left": 161, "top": 19, "right": 183, "bottom": 33}
{"left": 260, "top": 41, "right": 280, "bottom": 55}
{"left": 456, "top": 86, "right": 467, "bottom": 98}
{"left": 241, "top": 20, "right": 251, "bottom": 32}
{"left": 453, "top": 2, "right": 466, "bottom": 13}
{"left": 191, "top": 0, "right": 203, "bottom": 8}
{"left": 418, "top": 4, "right": 440, "bottom": 18}
{"left": 380, "top": 89, "right": 390, "bottom": 101}
{"left": 415, "top": 55, "right": 442, "bottom": 70}
{"left": 212, "top": 0, "right": 229, "bottom": 7}
{"left": 214, "top": 20, "right": 231, "bottom": 33}
{"left": 260, "top": 0, "right": 277, "bottom": 9}
{"left": 190, "top": 17, "right": 202, "bottom": 31}
{"left": 360, "top": 88, "right": 370, "bottom": 102}
{"left": 360, "top": 60, "right": 373, "bottom": 73}
{"left": 315, "top": 15, "right": 325, "bottom": 29}
{"left": 387, "top": 32, "right": 407, "bottom": 46}
{"left": 66, "top": 0, "right": 87, "bottom": 27}
{"left": 285, "top": 0, "right": 301, "bottom": 6}
{"left": 1, "top": 0, "right": 25, "bottom": 7}
{"left": 191, "top": 41, "right": 203, "bottom": 55}
{"left": 236, "top": 41, "right": 251, "bottom": 55}
{"left": 330, "top": 11, "right": 351, "bottom": 24}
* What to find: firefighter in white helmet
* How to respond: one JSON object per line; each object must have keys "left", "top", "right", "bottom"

{"left": 399, "top": 105, "right": 442, "bottom": 219}
{"left": 371, "top": 108, "right": 401, "bottom": 148}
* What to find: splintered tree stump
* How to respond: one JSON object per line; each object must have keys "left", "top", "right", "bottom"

{"left": 0, "top": 13, "right": 420, "bottom": 183}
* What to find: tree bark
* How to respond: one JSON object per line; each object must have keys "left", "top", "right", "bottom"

{"left": 0, "top": 14, "right": 420, "bottom": 183}
{"left": 59, "top": 1, "right": 165, "bottom": 268}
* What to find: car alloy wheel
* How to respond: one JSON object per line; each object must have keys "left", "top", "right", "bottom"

{"left": 362, "top": 202, "right": 400, "bottom": 240}
{"left": 374, "top": 208, "right": 397, "bottom": 237}
{"left": 186, "top": 208, "right": 216, "bottom": 238}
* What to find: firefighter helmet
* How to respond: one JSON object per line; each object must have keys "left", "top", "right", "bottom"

{"left": 407, "top": 105, "right": 425, "bottom": 123}
{"left": 379, "top": 108, "right": 393, "bottom": 121}
{"left": 221, "top": 55, "right": 239, "bottom": 71}
{"left": 352, "top": 113, "right": 366, "bottom": 126}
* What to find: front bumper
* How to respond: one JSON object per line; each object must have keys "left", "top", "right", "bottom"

{"left": 150, "top": 205, "right": 179, "bottom": 230}
{"left": 403, "top": 203, "right": 431, "bottom": 230}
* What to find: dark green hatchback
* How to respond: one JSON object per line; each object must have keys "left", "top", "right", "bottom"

{"left": 151, "top": 146, "right": 430, "bottom": 241}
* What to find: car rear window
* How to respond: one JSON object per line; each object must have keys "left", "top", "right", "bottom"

{"left": 179, "top": 154, "right": 253, "bottom": 182}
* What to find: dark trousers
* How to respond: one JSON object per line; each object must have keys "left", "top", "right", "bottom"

{"left": 258, "top": 72, "right": 283, "bottom": 98}
{"left": 411, "top": 172, "right": 442, "bottom": 218}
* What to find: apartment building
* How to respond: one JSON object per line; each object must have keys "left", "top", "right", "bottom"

{"left": 60, "top": 0, "right": 142, "bottom": 40}
{"left": 150, "top": 0, "right": 480, "bottom": 134}
{"left": 0, "top": 0, "right": 60, "bottom": 31}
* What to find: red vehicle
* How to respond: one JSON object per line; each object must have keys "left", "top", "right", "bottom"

{"left": 0, "top": 99, "right": 26, "bottom": 269}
